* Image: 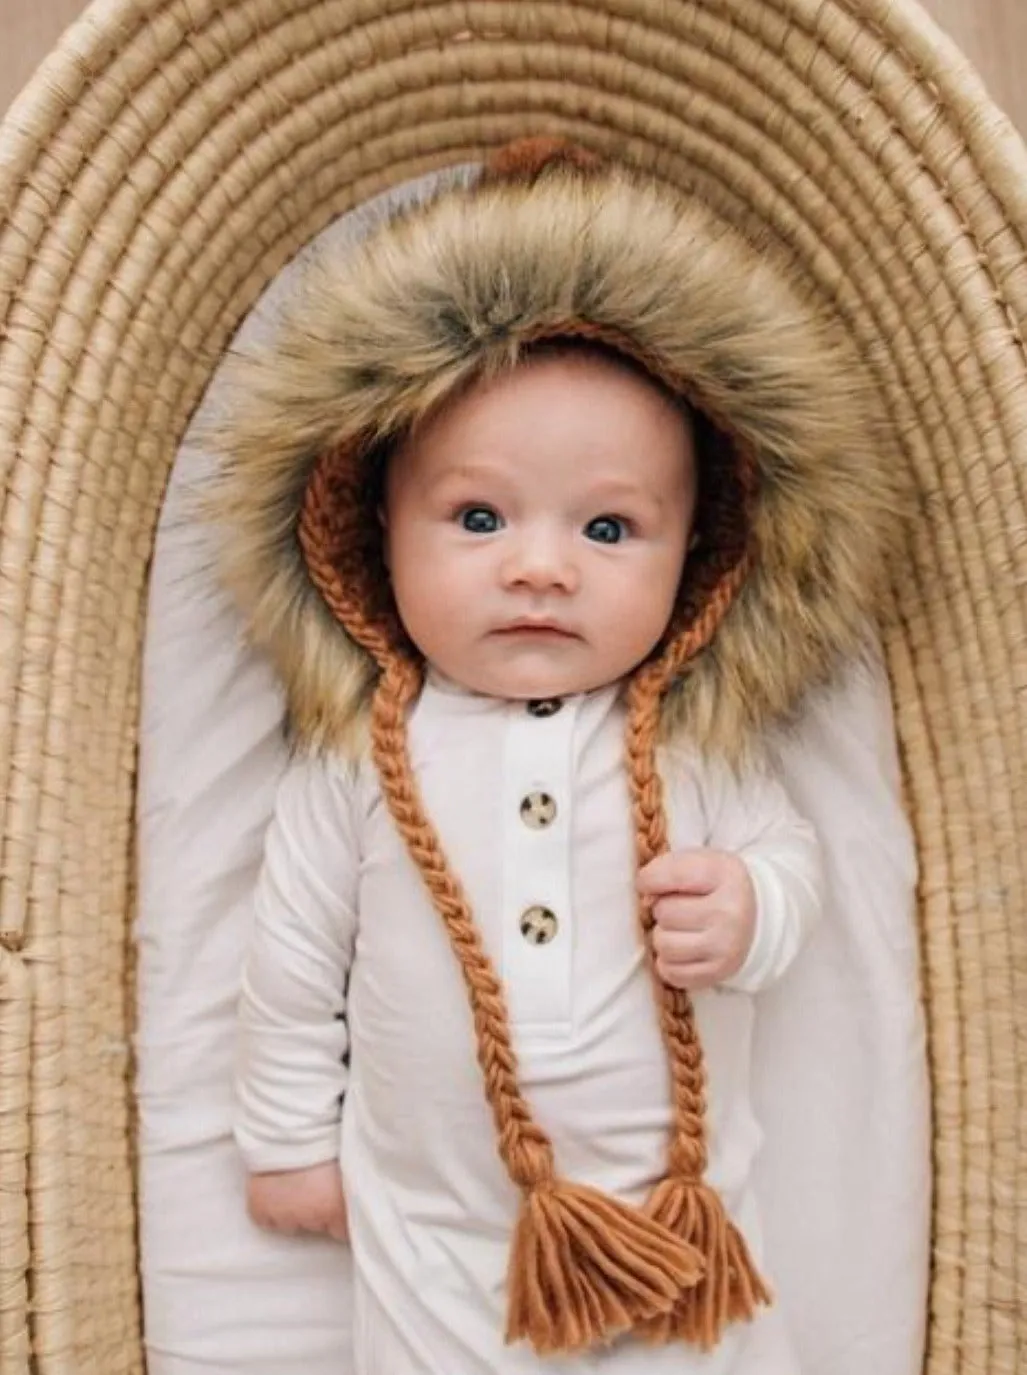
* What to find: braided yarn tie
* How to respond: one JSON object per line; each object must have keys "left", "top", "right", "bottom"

{"left": 370, "top": 659, "right": 705, "bottom": 1354}
{"left": 624, "top": 557, "right": 772, "bottom": 1347}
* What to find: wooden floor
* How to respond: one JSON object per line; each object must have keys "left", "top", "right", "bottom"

{"left": 2, "top": 1, "right": 1025, "bottom": 139}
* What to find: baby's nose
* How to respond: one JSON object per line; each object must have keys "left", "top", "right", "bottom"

{"left": 502, "top": 531, "right": 579, "bottom": 592}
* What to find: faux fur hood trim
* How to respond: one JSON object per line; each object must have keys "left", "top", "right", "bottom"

{"left": 207, "top": 158, "right": 902, "bottom": 760}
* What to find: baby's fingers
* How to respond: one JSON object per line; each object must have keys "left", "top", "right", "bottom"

{"left": 651, "top": 924, "right": 714, "bottom": 964}
{"left": 650, "top": 892, "right": 713, "bottom": 933}
{"left": 638, "top": 849, "right": 723, "bottom": 898}
{"left": 246, "top": 1196, "right": 296, "bottom": 1235}
{"left": 651, "top": 926, "right": 731, "bottom": 990}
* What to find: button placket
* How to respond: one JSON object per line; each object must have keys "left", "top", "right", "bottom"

{"left": 501, "top": 699, "right": 576, "bottom": 1037}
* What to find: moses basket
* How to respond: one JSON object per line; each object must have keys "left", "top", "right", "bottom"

{"left": 1, "top": 0, "right": 1025, "bottom": 1371}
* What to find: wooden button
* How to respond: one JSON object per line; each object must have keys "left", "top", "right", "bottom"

{"left": 527, "top": 698, "right": 563, "bottom": 718}
{"left": 520, "top": 792, "right": 557, "bottom": 829}
{"left": 520, "top": 906, "right": 559, "bottom": 945}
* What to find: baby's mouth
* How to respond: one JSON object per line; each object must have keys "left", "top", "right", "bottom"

{"left": 492, "top": 620, "right": 580, "bottom": 639}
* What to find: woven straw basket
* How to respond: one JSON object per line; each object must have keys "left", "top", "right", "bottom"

{"left": 1, "top": 0, "right": 1025, "bottom": 1371}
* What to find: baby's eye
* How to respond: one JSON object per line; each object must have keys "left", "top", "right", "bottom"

{"left": 458, "top": 506, "right": 503, "bottom": 534}
{"left": 584, "top": 515, "right": 628, "bottom": 545}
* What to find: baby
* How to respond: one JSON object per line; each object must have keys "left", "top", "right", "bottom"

{"left": 216, "top": 140, "right": 895, "bottom": 1374}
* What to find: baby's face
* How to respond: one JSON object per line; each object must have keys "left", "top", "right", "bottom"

{"left": 382, "top": 350, "right": 696, "bottom": 701}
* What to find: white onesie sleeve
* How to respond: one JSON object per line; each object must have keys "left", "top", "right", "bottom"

{"left": 695, "top": 752, "right": 824, "bottom": 995}
{"left": 234, "top": 751, "right": 360, "bottom": 1173}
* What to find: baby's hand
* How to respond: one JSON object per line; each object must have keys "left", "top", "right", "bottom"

{"left": 638, "top": 849, "right": 756, "bottom": 992}
{"left": 246, "top": 1160, "right": 349, "bottom": 1242}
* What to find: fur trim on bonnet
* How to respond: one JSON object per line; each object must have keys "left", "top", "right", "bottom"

{"left": 212, "top": 137, "right": 900, "bottom": 762}
{"left": 209, "top": 140, "right": 901, "bottom": 1357}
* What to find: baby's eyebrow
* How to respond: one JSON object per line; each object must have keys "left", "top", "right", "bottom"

{"left": 585, "top": 479, "right": 664, "bottom": 511}
{"left": 419, "top": 462, "right": 516, "bottom": 500}
{"left": 427, "top": 461, "right": 507, "bottom": 487}
{"left": 588, "top": 479, "right": 647, "bottom": 499}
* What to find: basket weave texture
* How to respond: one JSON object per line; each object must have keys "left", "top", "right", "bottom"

{"left": 0, "top": 1, "right": 1025, "bottom": 1371}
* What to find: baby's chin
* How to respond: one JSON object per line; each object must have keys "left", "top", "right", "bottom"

{"left": 427, "top": 649, "right": 640, "bottom": 703}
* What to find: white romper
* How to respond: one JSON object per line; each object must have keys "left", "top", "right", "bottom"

{"left": 235, "top": 676, "right": 822, "bottom": 1374}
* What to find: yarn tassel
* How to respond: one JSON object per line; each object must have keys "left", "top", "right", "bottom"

{"left": 506, "top": 1178, "right": 705, "bottom": 1355}
{"left": 637, "top": 1176, "right": 771, "bottom": 1348}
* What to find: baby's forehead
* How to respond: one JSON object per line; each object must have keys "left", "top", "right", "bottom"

{"left": 392, "top": 349, "right": 697, "bottom": 492}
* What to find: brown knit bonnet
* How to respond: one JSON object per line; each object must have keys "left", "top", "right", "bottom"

{"left": 213, "top": 137, "right": 901, "bottom": 1357}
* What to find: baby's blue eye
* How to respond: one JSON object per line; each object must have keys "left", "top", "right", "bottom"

{"left": 459, "top": 506, "right": 502, "bottom": 534}
{"left": 584, "top": 515, "right": 627, "bottom": 545}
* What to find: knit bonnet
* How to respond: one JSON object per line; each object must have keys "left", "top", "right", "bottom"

{"left": 211, "top": 138, "right": 901, "bottom": 1356}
